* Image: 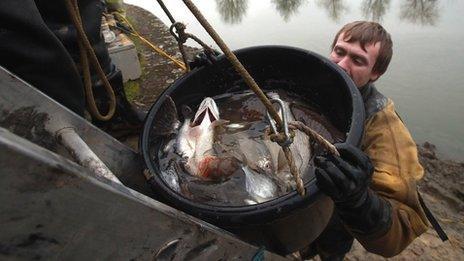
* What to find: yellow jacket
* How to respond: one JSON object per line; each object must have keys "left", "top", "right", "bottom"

{"left": 355, "top": 85, "right": 429, "bottom": 257}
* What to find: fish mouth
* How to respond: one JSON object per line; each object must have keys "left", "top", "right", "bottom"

{"left": 191, "top": 97, "right": 220, "bottom": 127}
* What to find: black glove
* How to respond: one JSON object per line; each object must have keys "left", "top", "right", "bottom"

{"left": 315, "top": 143, "right": 392, "bottom": 236}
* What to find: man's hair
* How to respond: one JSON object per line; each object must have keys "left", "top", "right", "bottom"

{"left": 331, "top": 21, "right": 393, "bottom": 76}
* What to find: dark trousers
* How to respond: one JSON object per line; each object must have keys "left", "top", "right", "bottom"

{"left": 301, "top": 211, "right": 354, "bottom": 261}
{"left": 0, "top": 0, "right": 112, "bottom": 116}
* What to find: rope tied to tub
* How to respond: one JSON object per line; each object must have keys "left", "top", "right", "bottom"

{"left": 179, "top": 0, "right": 310, "bottom": 195}
{"left": 155, "top": 0, "right": 221, "bottom": 72}
{"left": 170, "top": 0, "right": 339, "bottom": 196}
{"left": 169, "top": 22, "right": 219, "bottom": 72}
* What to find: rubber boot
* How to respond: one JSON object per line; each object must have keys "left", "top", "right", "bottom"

{"left": 91, "top": 65, "right": 146, "bottom": 134}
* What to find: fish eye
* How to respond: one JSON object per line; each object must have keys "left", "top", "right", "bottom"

{"left": 257, "top": 159, "right": 272, "bottom": 173}
{"left": 181, "top": 105, "right": 193, "bottom": 118}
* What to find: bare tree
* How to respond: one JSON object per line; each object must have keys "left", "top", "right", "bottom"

{"left": 361, "top": 0, "right": 391, "bottom": 22}
{"left": 316, "top": 0, "right": 348, "bottom": 22}
{"left": 216, "top": 0, "right": 249, "bottom": 24}
{"left": 400, "top": 0, "right": 440, "bottom": 26}
{"left": 271, "top": 0, "right": 306, "bottom": 22}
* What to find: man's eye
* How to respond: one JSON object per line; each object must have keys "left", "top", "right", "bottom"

{"left": 353, "top": 58, "right": 364, "bottom": 65}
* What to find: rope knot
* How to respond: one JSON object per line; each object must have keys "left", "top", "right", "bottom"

{"left": 170, "top": 22, "right": 188, "bottom": 43}
{"left": 269, "top": 130, "right": 295, "bottom": 147}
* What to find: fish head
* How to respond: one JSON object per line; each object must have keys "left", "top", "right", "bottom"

{"left": 254, "top": 156, "right": 275, "bottom": 176}
{"left": 177, "top": 97, "right": 235, "bottom": 180}
{"left": 175, "top": 98, "right": 219, "bottom": 162}
{"left": 191, "top": 97, "right": 220, "bottom": 127}
{"left": 236, "top": 136, "right": 276, "bottom": 177}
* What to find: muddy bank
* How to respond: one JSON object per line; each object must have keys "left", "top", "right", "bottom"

{"left": 123, "top": 4, "right": 200, "bottom": 112}
{"left": 123, "top": 4, "right": 463, "bottom": 260}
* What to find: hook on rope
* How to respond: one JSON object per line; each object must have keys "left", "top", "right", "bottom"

{"left": 169, "top": 21, "right": 223, "bottom": 71}
{"left": 266, "top": 98, "right": 293, "bottom": 147}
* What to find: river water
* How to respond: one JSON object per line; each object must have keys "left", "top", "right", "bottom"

{"left": 126, "top": 0, "right": 464, "bottom": 160}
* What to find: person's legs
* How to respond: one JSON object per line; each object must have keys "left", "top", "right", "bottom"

{"left": 37, "top": 0, "right": 145, "bottom": 127}
{"left": 0, "top": 0, "right": 85, "bottom": 115}
{"left": 300, "top": 211, "right": 354, "bottom": 261}
{"left": 1, "top": 0, "right": 144, "bottom": 128}
{"left": 36, "top": 0, "right": 112, "bottom": 75}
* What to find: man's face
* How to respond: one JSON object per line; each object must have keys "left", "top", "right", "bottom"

{"left": 330, "top": 32, "right": 381, "bottom": 88}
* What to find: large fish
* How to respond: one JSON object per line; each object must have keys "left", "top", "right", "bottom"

{"left": 221, "top": 92, "right": 312, "bottom": 201}
{"left": 154, "top": 96, "right": 239, "bottom": 180}
{"left": 230, "top": 92, "right": 312, "bottom": 188}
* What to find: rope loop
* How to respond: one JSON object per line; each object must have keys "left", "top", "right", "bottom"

{"left": 169, "top": 22, "right": 188, "bottom": 43}
{"left": 65, "top": 0, "right": 116, "bottom": 121}
{"left": 269, "top": 133, "right": 292, "bottom": 147}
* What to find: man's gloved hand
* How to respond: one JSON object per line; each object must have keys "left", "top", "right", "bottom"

{"left": 315, "top": 143, "right": 392, "bottom": 236}
{"left": 314, "top": 143, "right": 374, "bottom": 209}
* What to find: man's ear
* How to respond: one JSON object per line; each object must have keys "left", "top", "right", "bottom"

{"left": 370, "top": 71, "right": 381, "bottom": 82}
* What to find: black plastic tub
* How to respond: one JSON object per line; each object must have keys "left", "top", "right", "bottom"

{"left": 140, "top": 46, "right": 365, "bottom": 255}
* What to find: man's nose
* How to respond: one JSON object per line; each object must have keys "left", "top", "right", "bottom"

{"left": 337, "top": 57, "right": 350, "bottom": 74}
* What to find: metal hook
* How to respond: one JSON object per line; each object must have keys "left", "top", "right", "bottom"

{"left": 266, "top": 98, "right": 292, "bottom": 147}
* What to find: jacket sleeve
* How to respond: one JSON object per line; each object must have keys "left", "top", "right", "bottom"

{"left": 355, "top": 99, "right": 429, "bottom": 257}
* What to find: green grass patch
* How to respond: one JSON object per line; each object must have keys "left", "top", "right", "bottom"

{"left": 124, "top": 80, "right": 140, "bottom": 102}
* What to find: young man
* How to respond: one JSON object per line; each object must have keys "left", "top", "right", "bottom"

{"left": 304, "top": 21, "right": 429, "bottom": 259}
